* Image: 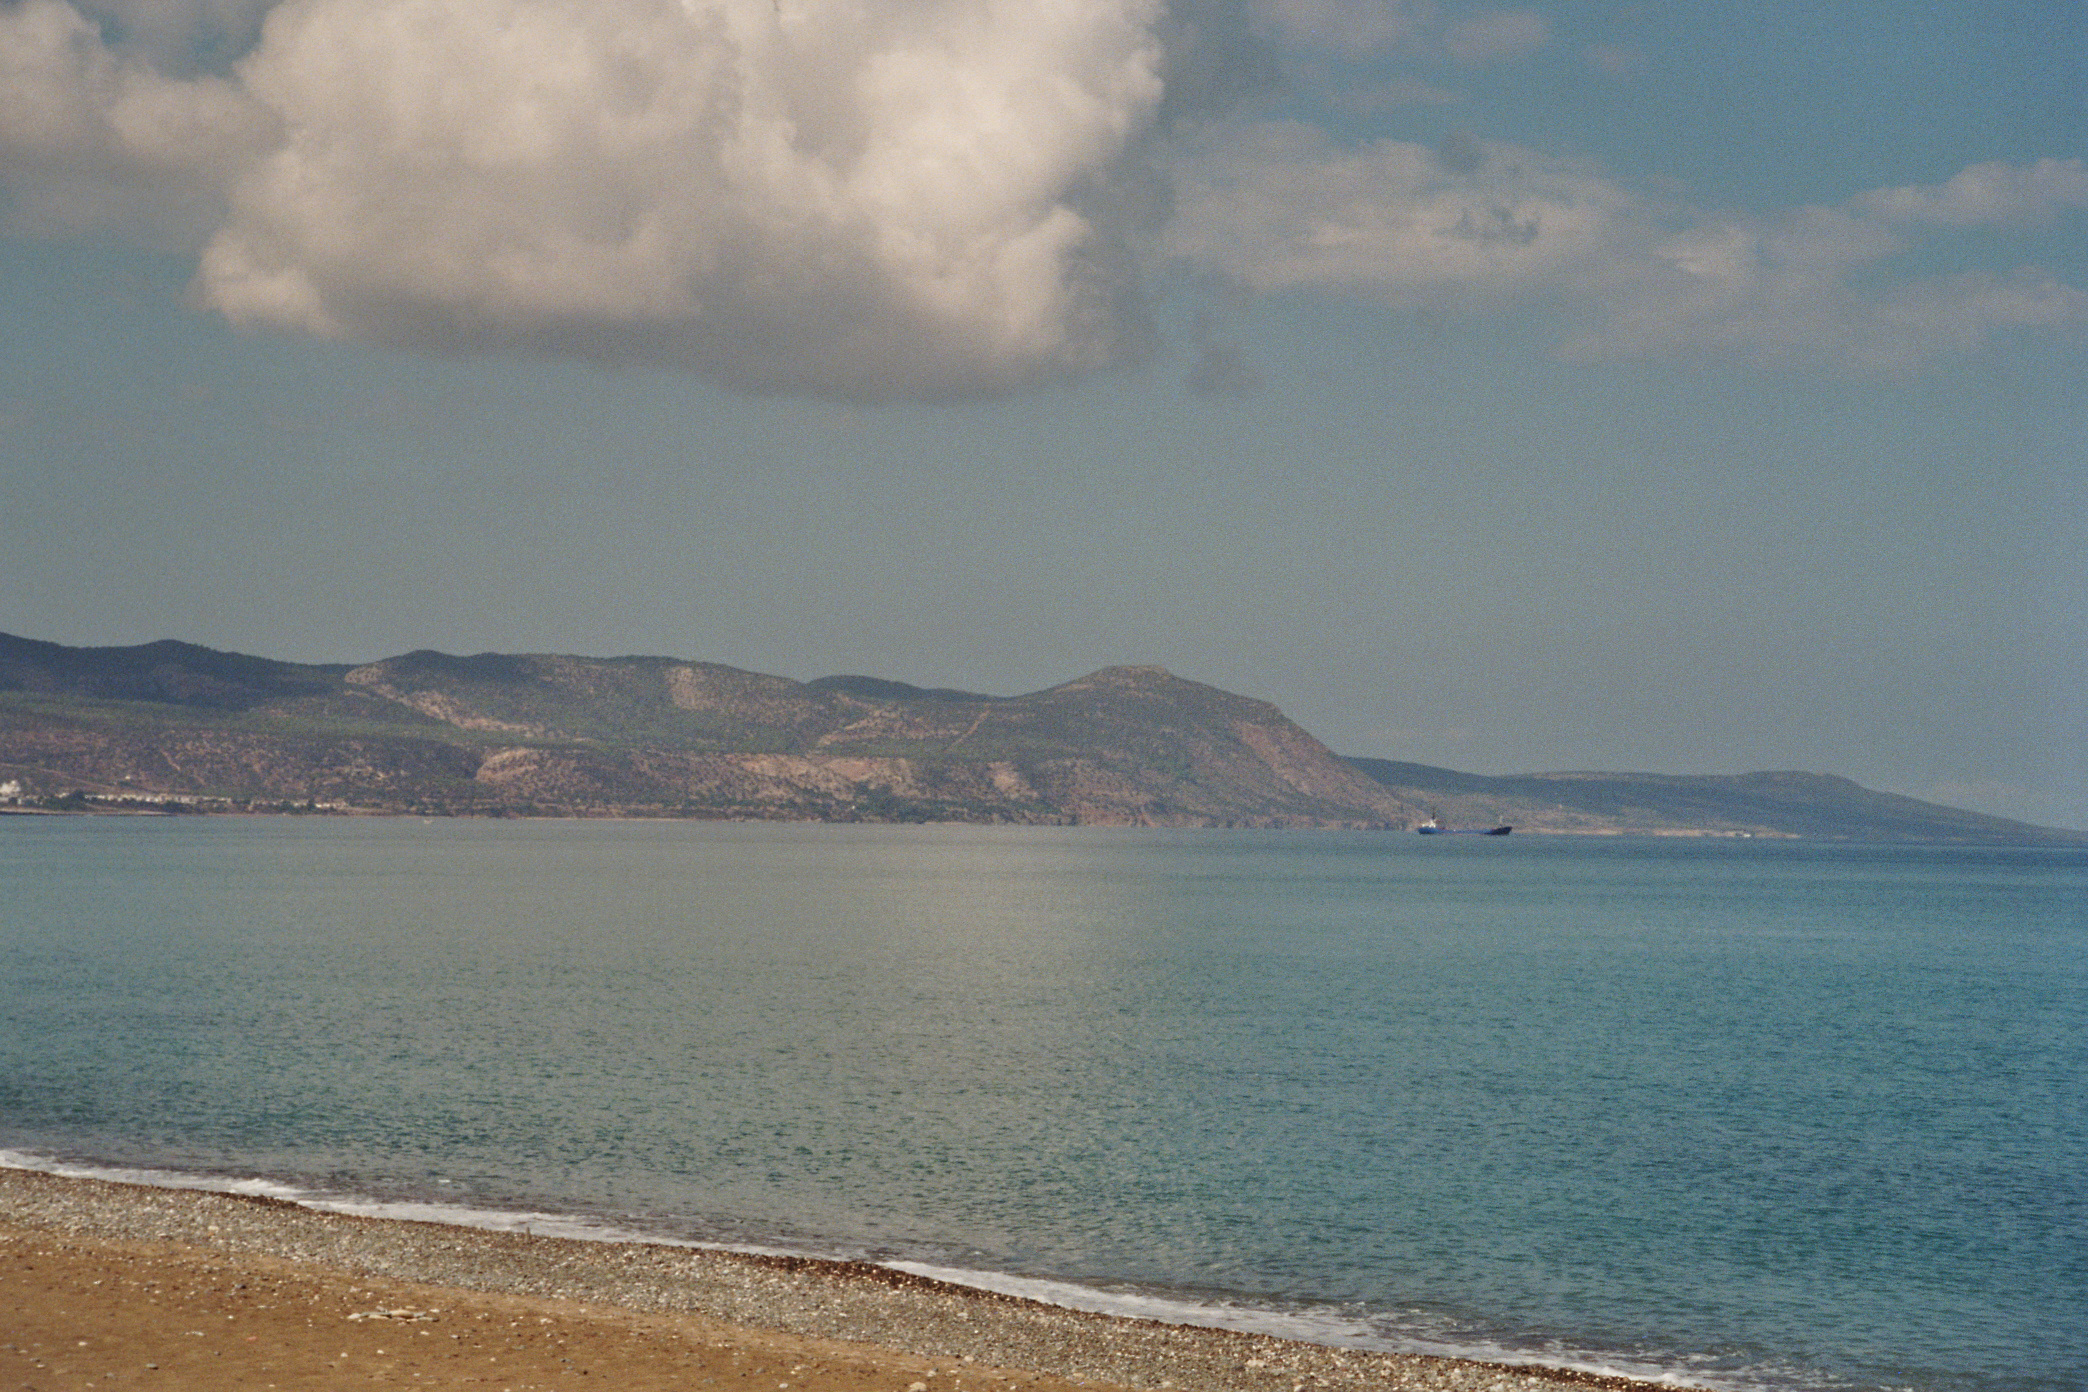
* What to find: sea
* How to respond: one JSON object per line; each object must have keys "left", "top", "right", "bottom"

{"left": 1, "top": 816, "right": 2081, "bottom": 1392}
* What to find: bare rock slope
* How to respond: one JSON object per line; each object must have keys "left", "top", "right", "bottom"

{"left": 0, "top": 634, "right": 1420, "bottom": 826}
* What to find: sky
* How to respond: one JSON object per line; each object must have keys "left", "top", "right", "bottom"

{"left": 1, "top": 0, "right": 2083, "bottom": 827}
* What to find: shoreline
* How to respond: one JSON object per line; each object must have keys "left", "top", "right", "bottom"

{"left": 14, "top": 805, "right": 2077, "bottom": 845}
{"left": 1, "top": 1166, "right": 1691, "bottom": 1392}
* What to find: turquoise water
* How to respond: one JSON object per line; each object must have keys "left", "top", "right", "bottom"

{"left": 1, "top": 818, "right": 2081, "bottom": 1391}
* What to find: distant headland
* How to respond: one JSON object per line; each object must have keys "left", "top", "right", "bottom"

{"left": 1, "top": 633, "right": 2076, "bottom": 843}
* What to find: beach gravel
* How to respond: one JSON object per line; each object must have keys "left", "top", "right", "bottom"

{"left": 1, "top": 1166, "right": 1679, "bottom": 1391}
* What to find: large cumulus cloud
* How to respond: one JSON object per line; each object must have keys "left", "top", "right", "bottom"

{"left": 5, "top": 0, "right": 1170, "bottom": 398}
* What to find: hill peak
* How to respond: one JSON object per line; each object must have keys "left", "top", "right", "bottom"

{"left": 804, "top": 675, "right": 1003, "bottom": 703}
{"left": 0, "top": 635, "right": 1416, "bottom": 827}
{"left": 1060, "top": 664, "right": 1177, "bottom": 688}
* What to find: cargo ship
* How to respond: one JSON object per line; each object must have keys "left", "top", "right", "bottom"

{"left": 1416, "top": 819, "right": 1512, "bottom": 835}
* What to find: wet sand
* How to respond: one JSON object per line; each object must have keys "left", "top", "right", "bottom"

{"left": 1, "top": 1167, "right": 1676, "bottom": 1391}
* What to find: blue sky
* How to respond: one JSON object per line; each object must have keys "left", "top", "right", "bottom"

{"left": 2, "top": 0, "right": 2083, "bottom": 826}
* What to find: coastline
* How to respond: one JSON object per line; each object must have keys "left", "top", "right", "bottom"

{"left": 1, "top": 1167, "right": 1684, "bottom": 1392}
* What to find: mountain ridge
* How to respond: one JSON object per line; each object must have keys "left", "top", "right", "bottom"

{"left": 2, "top": 633, "right": 2076, "bottom": 842}
{"left": 0, "top": 633, "right": 1415, "bottom": 827}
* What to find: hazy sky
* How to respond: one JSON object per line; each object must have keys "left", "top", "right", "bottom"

{"left": 2, "top": 0, "right": 2083, "bottom": 826}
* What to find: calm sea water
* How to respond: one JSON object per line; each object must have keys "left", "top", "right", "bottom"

{"left": 1, "top": 817, "right": 2081, "bottom": 1391}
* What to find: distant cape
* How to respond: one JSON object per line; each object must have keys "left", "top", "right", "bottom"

{"left": 1344, "top": 759, "right": 2081, "bottom": 844}
{"left": 1, "top": 633, "right": 2076, "bottom": 842}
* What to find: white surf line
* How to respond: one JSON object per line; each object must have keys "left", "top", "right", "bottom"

{"left": 1, "top": 1149, "right": 1767, "bottom": 1391}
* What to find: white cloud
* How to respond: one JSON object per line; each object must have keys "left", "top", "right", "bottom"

{"left": 5, "top": 0, "right": 1167, "bottom": 400}
{"left": 1567, "top": 205, "right": 1901, "bottom": 363}
{"left": 1166, "top": 127, "right": 2088, "bottom": 370}
{"left": 1164, "top": 122, "right": 1635, "bottom": 306}
{"left": 0, "top": 0, "right": 272, "bottom": 239}
{"left": 1874, "top": 269, "right": 2088, "bottom": 355}
{"left": 1570, "top": 202, "right": 2087, "bottom": 371}
{"left": 1852, "top": 157, "right": 2088, "bottom": 228}
{"left": 212, "top": 0, "right": 1175, "bottom": 399}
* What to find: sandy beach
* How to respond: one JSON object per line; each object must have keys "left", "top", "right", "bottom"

{"left": 0, "top": 1167, "right": 1678, "bottom": 1392}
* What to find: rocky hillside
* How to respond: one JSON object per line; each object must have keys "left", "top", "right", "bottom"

{"left": 6, "top": 634, "right": 2071, "bottom": 840}
{"left": 0, "top": 634, "right": 1419, "bottom": 826}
